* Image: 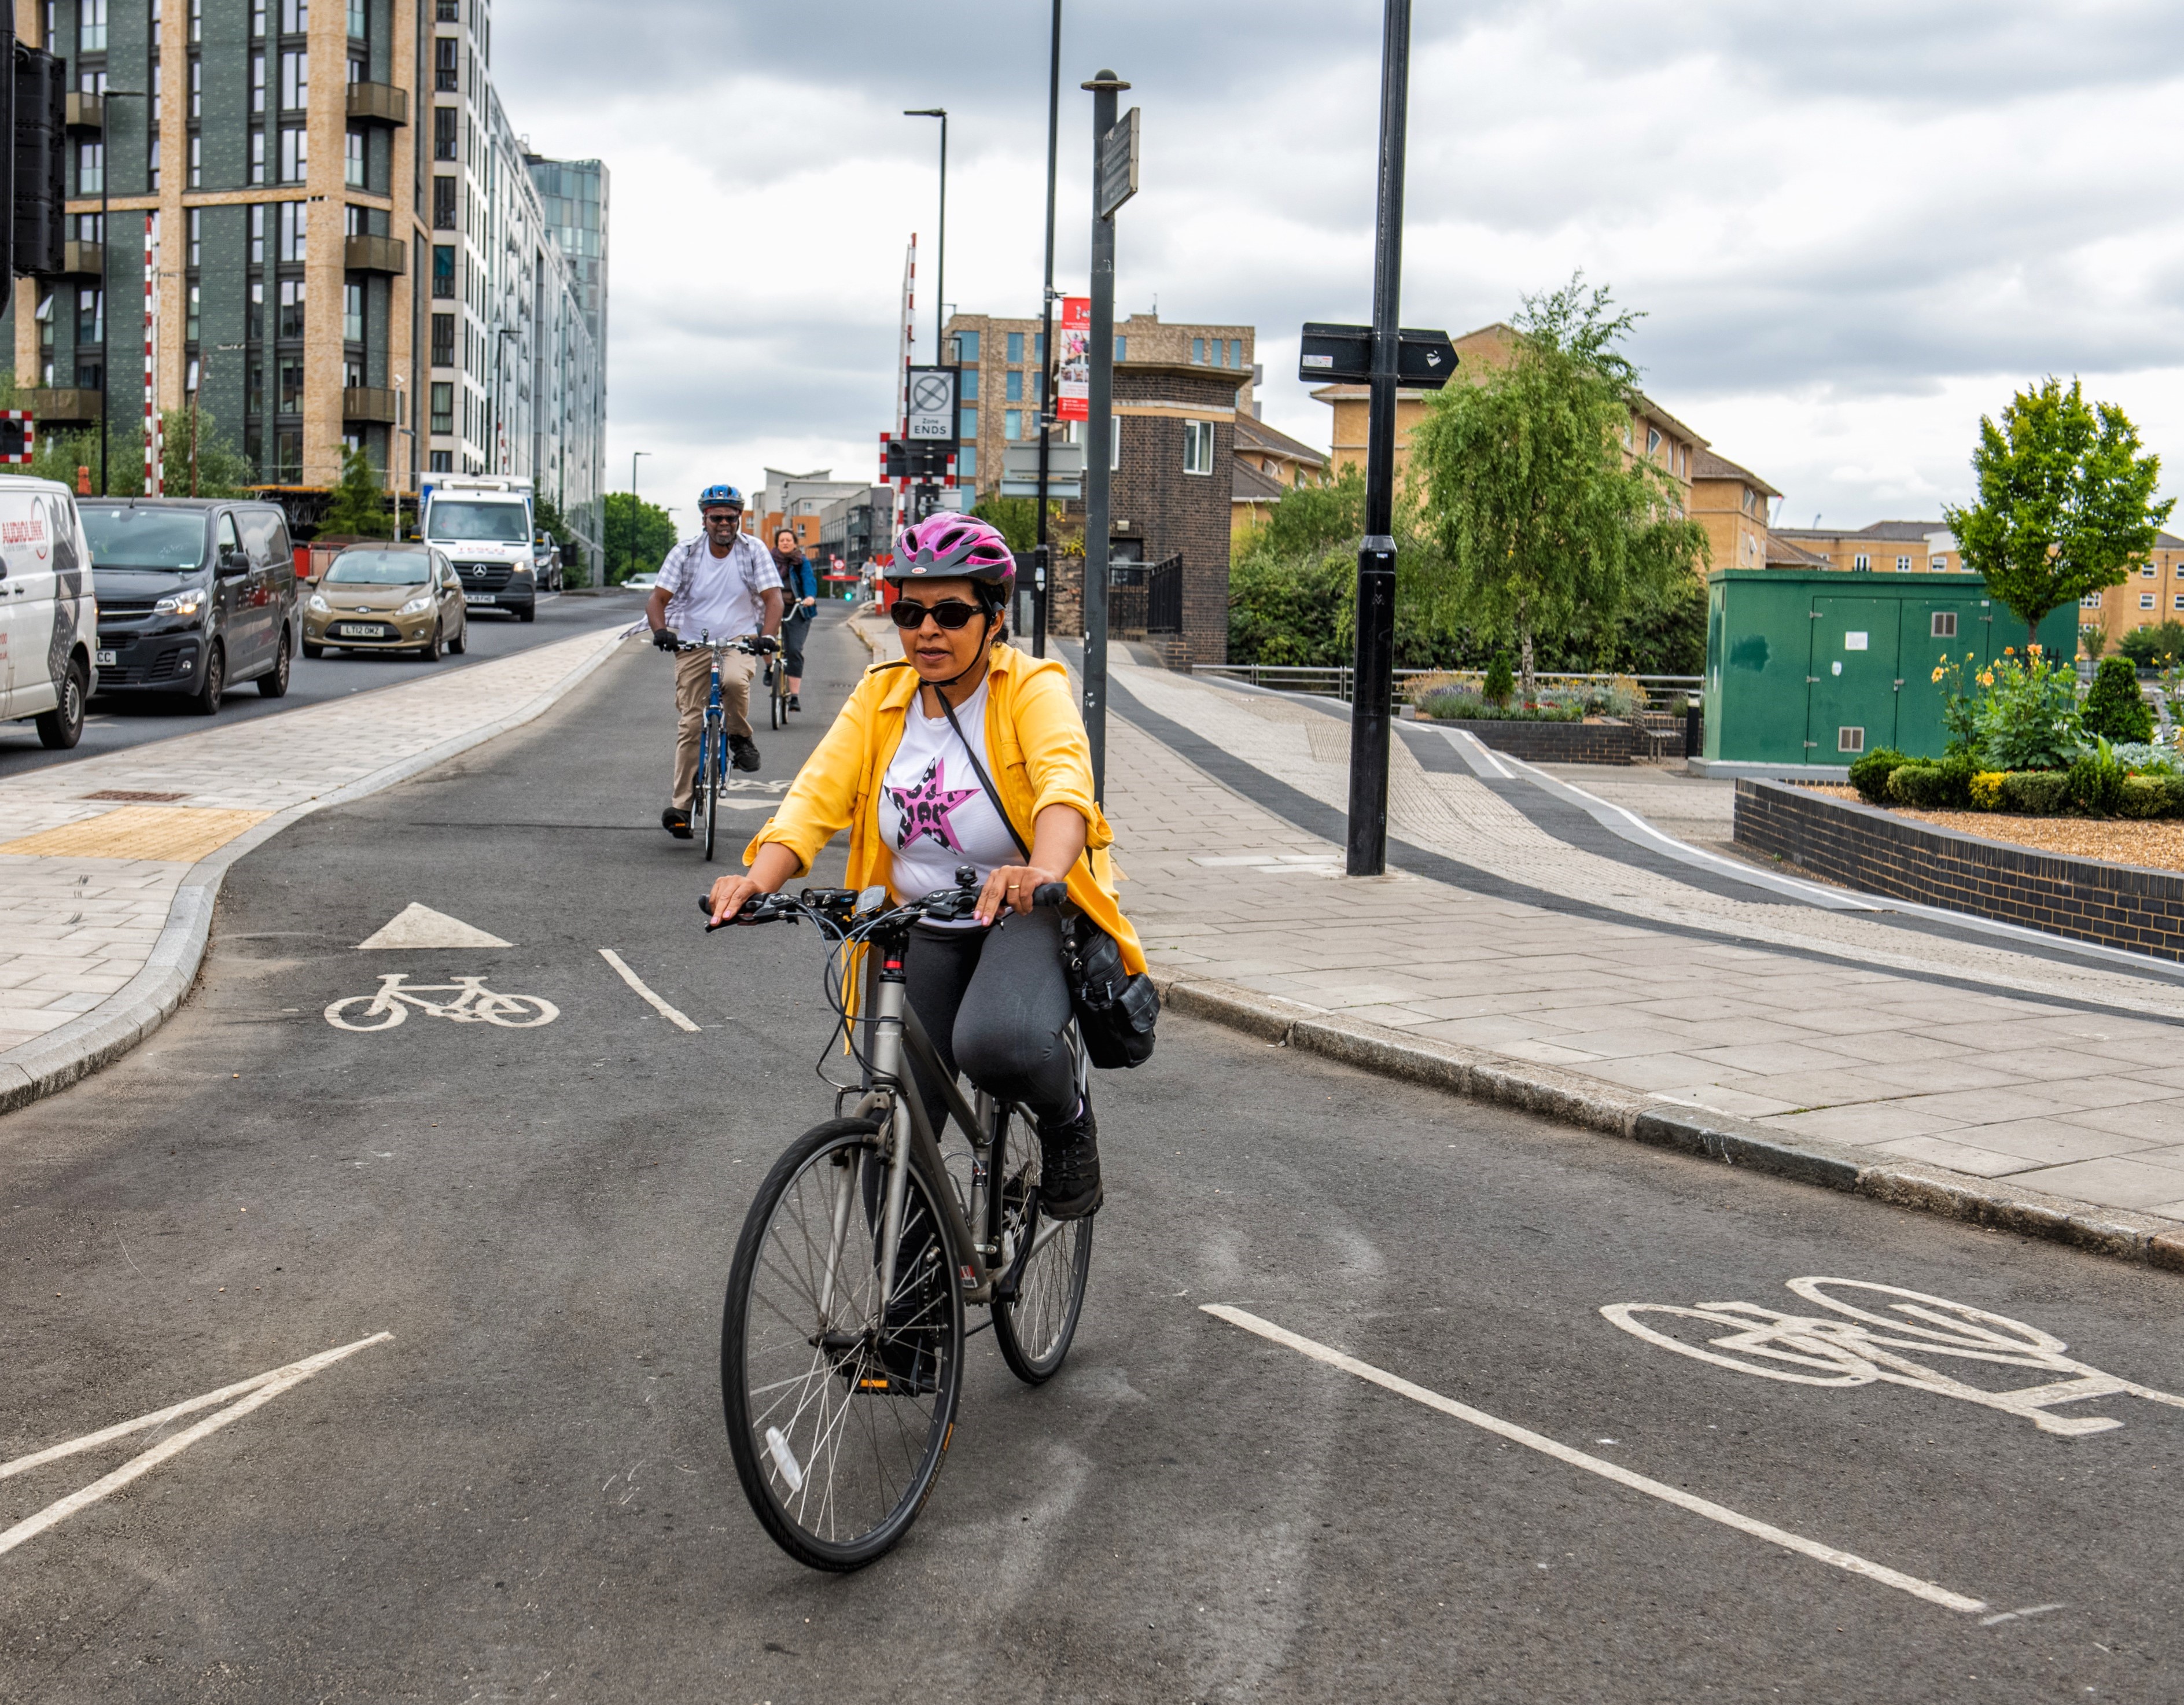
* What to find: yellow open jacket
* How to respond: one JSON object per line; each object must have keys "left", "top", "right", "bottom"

{"left": 743, "top": 643, "right": 1147, "bottom": 976}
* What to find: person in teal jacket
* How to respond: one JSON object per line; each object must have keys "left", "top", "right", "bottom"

{"left": 771, "top": 528, "right": 820, "bottom": 710}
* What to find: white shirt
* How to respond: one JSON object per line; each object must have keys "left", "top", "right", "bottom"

{"left": 657, "top": 532, "right": 779, "bottom": 639}
{"left": 882, "top": 679, "right": 1021, "bottom": 924}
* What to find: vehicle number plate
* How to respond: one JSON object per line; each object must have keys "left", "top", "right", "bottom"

{"left": 465, "top": 592, "right": 496, "bottom": 605}
{"left": 333, "top": 624, "right": 381, "bottom": 638}
{"left": 95, "top": 649, "right": 117, "bottom": 666}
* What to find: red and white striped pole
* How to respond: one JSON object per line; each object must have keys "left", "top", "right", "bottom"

{"left": 143, "top": 212, "right": 160, "bottom": 496}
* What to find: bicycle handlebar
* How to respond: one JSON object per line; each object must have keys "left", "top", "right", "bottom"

{"left": 699, "top": 876, "right": 1072, "bottom": 935}
{"left": 669, "top": 633, "right": 778, "bottom": 656}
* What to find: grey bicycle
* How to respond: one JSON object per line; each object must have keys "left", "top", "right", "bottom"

{"left": 705, "top": 875, "right": 1093, "bottom": 1571}
{"left": 675, "top": 632, "right": 773, "bottom": 863}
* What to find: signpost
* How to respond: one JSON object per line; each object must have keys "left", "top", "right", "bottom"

{"left": 0, "top": 411, "right": 35, "bottom": 464}
{"left": 1080, "top": 73, "right": 1135, "bottom": 803}
{"left": 1001, "top": 440, "right": 1082, "bottom": 498}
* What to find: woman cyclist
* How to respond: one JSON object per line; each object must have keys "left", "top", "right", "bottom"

{"left": 705, "top": 514, "right": 1141, "bottom": 1218}
{"left": 770, "top": 527, "right": 819, "bottom": 711}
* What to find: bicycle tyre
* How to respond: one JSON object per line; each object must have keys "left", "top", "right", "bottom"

{"left": 702, "top": 727, "right": 720, "bottom": 863}
{"left": 324, "top": 995, "right": 406, "bottom": 1032}
{"left": 990, "top": 1102, "right": 1092, "bottom": 1384}
{"left": 691, "top": 726, "right": 713, "bottom": 855}
{"left": 722, "top": 1117, "right": 965, "bottom": 1572}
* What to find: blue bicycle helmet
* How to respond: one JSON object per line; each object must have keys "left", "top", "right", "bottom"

{"left": 698, "top": 483, "right": 744, "bottom": 512}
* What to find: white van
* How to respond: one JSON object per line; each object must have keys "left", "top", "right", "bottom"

{"left": 419, "top": 476, "right": 537, "bottom": 621}
{"left": 0, "top": 475, "right": 97, "bottom": 750}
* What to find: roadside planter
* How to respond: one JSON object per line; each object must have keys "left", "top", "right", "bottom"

{"left": 1695, "top": 569, "right": 2077, "bottom": 779}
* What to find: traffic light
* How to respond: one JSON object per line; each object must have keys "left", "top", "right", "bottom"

{"left": 12, "top": 39, "right": 66, "bottom": 279}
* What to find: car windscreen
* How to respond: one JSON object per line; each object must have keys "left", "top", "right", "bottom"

{"left": 80, "top": 506, "right": 208, "bottom": 570}
{"left": 325, "top": 551, "right": 431, "bottom": 585}
{"left": 426, "top": 500, "right": 529, "bottom": 543}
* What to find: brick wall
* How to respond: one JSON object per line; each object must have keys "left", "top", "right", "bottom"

{"left": 1110, "top": 362, "right": 1236, "bottom": 665}
{"left": 1426, "top": 717, "right": 1652, "bottom": 764}
{"left": 1734, "top": 780, "right": 2184, "bottom": 960}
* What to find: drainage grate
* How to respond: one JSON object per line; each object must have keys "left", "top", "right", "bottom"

{"left": 81, "top": 790, "right": 190, "bottom": 803}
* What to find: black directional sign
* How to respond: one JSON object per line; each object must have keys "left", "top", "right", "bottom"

{"left": 1297, "top": 323, "right": 1459, "bottom": 389}
{"left": 1098, "top": 107, "right": 1140, "bottom": 219}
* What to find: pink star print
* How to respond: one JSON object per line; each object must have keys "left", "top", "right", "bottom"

{"left": 889, "top": 758, "right": 979, "bottom": 852}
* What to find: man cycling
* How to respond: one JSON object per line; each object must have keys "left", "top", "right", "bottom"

{"left": 648, "top": 485, "right": 783, "bottom": 839}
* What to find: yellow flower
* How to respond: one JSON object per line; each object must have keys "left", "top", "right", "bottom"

{"left": 1978, "top": 670, "right": 1995, "bottom": 687}
{"left": 2004, "top": 645, "right": 2016, "bottom": 656}
{"left": 2028, "top": 642, "right": 2042, "bottom": 656}
{"left": 1931, "top": 667, "right": 1944, "bottom": 683}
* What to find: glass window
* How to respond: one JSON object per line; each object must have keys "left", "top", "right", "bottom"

{"left": 1004, "top": 410, "right": 1021, "bottom": 441}
{"left": 281, "top": 0, "right": 308, "bottom": 31}
{"left": 188, "top": 133, "right": 202, "bottom": 187}
{"left": 953, "top": 329, "right": 979, "bottom": 363}
{"left": 281, "top": 126, "right": 307, "bottom": 181}
{"left": 252, "top": 53, "right": 266, "bottom": 112}
{"left": 436, "top": 0, "right": 458, "bottom": 18}
{"left": 433, "top": 176, "right": 456, "bottom": 228}
{"left": 278, "top": 358, "right": 304, "bottom": 413}
{"left": 1006, "top": 370, "right": 1023, "bottom": 402}
{"left": 186, "top": 283, "right": 200, "bottom": 342}
{"left": 76, "top": 286, "right": 102, "bottom": 343}
{"left": 81, "top": 506, "right": 209, "bottom": 569}
{"left": 1895, "top": 555, "right": 1911, "bottom": 572}
{"left": 148, "top": 137, "right": 160, "bottom": 192}
{"left": 281, "top": 50, "right": 308, "bottom": 109}
{"left": 1191, "top": 337, "right": 1204, "bottom": 364}
{"left": 959, "top": 407, "right": 976, "bottom": 441}
{"left": 79, "top": 0, "right": 105, "bottom": 50}
{"left": 958, "top": 367, "right": 977, "bottom": 402}
{"left": 345, "top": 127, "right": 365, "bottom": 186}
{"left": 186, "top": 208, "right": 201, "bottom": 266}
{"left": 1852, "top": 553, "right": 1871, "bottom": 570}
{"left": 431, "top": 312, "right": 454, "bottom": 366}
{"left": 252, "top": 0, "right": 267, "bottom": 35}
{"left": 249, "top": 204, "right": 266, "bottom": 262}
{"left": 279, "top": 200, "right": 307, "bottom": 260}
{"left": 430, "top": 381, "right": 453, "bottom": 433}
{"left": 425, "top": 500, "right": 530, "bottom": 543}
{"left": 2142, "top": 592, "right": 2157, "bottom": 609}
{"left": 1006, "top": 331, "right": 1023, "bottom": 363}
{"left": 278, "top": 277, "right": 304, "bottom": 338}
{"left": 432, "top": 244, "right": 455, "bottom": 299}
{"left": 347, "top": 0, "right": 365, "bottom": 36}
{"left": 1645, "top": 426, "right": 1662, "bottom": 455}
{"left": 434, "top": 38, "right": 458, "bottom": 90}
{"left": 433, "top": 105, "right": 457, "bottom": 160}
{"left": 429, "top": 449, "right": 452, "bottom": 472}
{"left": 343, "top": 281, "right": 362, "bottom": 342}
{"left": 246, "top": 279, "right": 264, "bottom": 340}
{"left": 189, "top": 57, "right": 202, "bottom": 117}
{"left": 77, "top": 141, "right": 104, "bottom": 196}
{"left": 957, "top": 444, "right": 977, "bottom": 478}
{"left": 1183, "top": 419, "right": 1214, "bottom": 476}
{"left": 250, "top": 128, "right": 266, "bottom": 184}
{"left": 1114, "top": 336, "right": 1126, "bottom": 360}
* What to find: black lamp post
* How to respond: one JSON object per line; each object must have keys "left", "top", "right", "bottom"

{"left": 96, "top": 89, "right": 148, "bottom": 496}
{"left": 1032, "top": 0, "right": 1062, "bottom": 658}
{"left": 624, "top": 449, "right": 648, "bottom": 585}
{"left": 903, "top": 108, "right": 947, "bottom": 364}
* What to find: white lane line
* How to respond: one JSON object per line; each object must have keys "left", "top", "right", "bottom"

{"left": 1980, "top": 1603, "right": 2067, "bottom": 1627}
{"left": 1201, "top": 1305, "right": 1990, "bottom": 1615}
{"left": 598, "top": 948, "right": 702, "bottom": 1033}
{"left": 0, "top": 1332, "right": 392, "bottom": 1558}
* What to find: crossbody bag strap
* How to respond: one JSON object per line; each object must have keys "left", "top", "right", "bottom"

{"left": 934, "top": 686, "right": 1033, "bottom": 862}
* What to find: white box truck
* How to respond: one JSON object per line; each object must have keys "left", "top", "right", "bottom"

{"left": 419, "top": 476, "right": 537, "bottom": 621}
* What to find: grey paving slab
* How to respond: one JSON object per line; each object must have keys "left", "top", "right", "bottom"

{"left": 1874, "top": 1136, "right": 2045, "bottom": 1179}
{"left": 2008, "top": 1155, "right": 2184, "bottom": 1211}
{"left": 1758, "top": 1103, "right": 1973, "bottom": 1147}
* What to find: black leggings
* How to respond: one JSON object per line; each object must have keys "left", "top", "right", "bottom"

{"left": 898, "top": 910, "right": 1077, "bottom": 1135}
{"left": 779, "top": 612, "right": 812, "bottom": 677}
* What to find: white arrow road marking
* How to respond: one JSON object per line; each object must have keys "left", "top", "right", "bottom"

{"left": 0, "top": 1332, "right": 393, "bottom": 1558}
{"left": 598, "top": 949, "right": 701, "bottom": 1033}
{"left": 357, "top": 903, "right": 513, "bottom": 949}
{"left": 1202, "top": 1305, "right": 1990, "bottom": 1615}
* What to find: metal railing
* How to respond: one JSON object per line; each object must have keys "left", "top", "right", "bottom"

{"left": 1195, "top": 664, "right": 1701, "bottom": 712}
{"left": 1147, "top": 552, "right": 1184, "bottom": 634}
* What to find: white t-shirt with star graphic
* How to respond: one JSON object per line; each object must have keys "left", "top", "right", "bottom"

{"left": 881, "top": 678, "right": 1021, "bottom": 923}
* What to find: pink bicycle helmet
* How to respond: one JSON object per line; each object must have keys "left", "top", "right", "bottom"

{"left": 883, "top": 513, "right": 1017, "bottom": 588}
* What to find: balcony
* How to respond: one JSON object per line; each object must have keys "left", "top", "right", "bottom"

{"left": 345, "top": 82, "right": 408, "bottom": 127}
{"left": 343, "top": 233, "right": 406, "bottom": 275}
{"left": 27, "top": 388, "right": 102, "bottom": 422}
{"left": 342, "top": 386, "right": 399, "bottom": 425}
{"left": 62, "top": 240, "right": 104, "bottom": 276}
{"left": 64, "top": 92, "right": 102, "bottom": 129}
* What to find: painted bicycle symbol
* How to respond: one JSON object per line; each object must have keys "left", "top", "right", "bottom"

{"left": 324, "top": 974, "right": 558, "bottom": 1033}
{"left": 1602, "top": 1277, "right": 2184, "bottom": 1438}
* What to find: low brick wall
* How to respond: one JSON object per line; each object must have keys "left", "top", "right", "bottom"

{"left": 1421, "top": 717, "right": 1652, "bottom": 764}
{"left": 1734, "top": 779, "right": 2184, "bottom": 961}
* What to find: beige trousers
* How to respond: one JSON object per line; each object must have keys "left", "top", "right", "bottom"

{"left": 672, "top": 646, "right": 757, "bottom": 808}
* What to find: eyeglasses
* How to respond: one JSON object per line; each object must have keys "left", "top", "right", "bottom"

{"left": 888, "top": 598, "right": 984, "bottom": 631}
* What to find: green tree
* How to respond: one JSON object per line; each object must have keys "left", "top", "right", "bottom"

{"left": 603, "top": 490, "right": 675, "bottom": 583}
{"left": 1238, "top": 463, "right": 1367, "bottom": 564}
{"left": 533, "top": 490, "right": 582, "bottom": 585}
{"left": 1410, "top": 275, "right": 1707, "bottom": 699}
{"left": 1943, "top": 377, "right": 2174, "bottom": 647}
{"left": 318, "top": 446, "right": 393, "bottom": 537}
{"left": 2082, "top": 654, "right": 2155, "bottom": 742}
{"left": 2118, "top": 620, "right": 2184, "bottom": 669}
{"left": 970, "top": 494, "right": 1065, "bottom": 552}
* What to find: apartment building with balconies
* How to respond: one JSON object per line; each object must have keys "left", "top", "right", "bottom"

{"left": 0, "top": 0, "right": 601, "bottom": 568}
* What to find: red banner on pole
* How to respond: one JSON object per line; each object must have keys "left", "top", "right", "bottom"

{"left": 1056, "top": 296, "right": 1091, "bottom": 422}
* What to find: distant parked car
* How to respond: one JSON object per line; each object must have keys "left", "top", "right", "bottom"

{"left": 623, "top": 572, "right": 660, "bottom": 591}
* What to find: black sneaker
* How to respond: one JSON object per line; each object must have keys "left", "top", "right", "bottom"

{"left": 788, "top": 694, "right": 801, "bottom": 712}
{"left": 1036, "top": 1095, "right": 1103, "bottom": 1220}
{"left": 661, "top": 806, "right": 692, "bottom": 839}
{"left": 730, "top": 734, "right": 762, "bottom": 772}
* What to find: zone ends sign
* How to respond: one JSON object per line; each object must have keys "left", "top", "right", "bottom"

{"left": 905, "top": 366, "right": 960, "bottom": 443}
{"left": 0, "top": 411, "right": 34, "bottom": 464}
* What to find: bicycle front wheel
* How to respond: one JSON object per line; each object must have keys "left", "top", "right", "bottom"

{"left": 701, "top": 727, "right": 720, "bottom": 863}
{"left": 990, "top": 1103, "right": 1092, "bottom": 1384}
{"left": 722, "top": 1117, "right": 965, "bottom": 1571}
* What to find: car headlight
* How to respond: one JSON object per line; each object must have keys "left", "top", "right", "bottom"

{"left": 307, "top": 592, "right": 330, "bottom": 613}
{"left": 397, "top": 594, "right": 436, "bottom": 616}
{"left": 153, "top": 588, "right": 205, "bottom": 616}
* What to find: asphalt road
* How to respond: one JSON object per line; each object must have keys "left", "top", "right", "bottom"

{"left": 0, "top": 587, "right": 651, "bottom": 780}
{"left": 3, "top": 607, "right": 2182, "bottom": 1702}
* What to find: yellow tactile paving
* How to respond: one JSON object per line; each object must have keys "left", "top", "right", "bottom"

{"left": 0, "top": 806, "right": 272, "bottom": 863}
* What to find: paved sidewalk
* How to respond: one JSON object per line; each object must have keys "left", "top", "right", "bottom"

{"left": 1096, "top": 662, "right": 2184, "bottom": 1232}
{"left": 0, "top": 621, "right": 631, "bottom": 1102}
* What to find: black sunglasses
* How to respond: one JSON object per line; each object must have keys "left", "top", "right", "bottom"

{"left": 889, "top": 598, "right": 985, "bottom": 631}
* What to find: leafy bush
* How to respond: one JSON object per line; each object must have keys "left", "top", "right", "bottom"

{"left": 1848, "top": 746, "right": 1910, "bottom": 803}
{"left": 1416, "top": 687, "right": 1581, "bottom": 723}
{"left": 1976, "top": 647, "right": 2084, "bottom": 771}
{"left": 2082, "top": 656, "right": 2155, "bottom": 742}
{"left": 2105, "top": 741, "right": 2181, "bottom": 775}
{"left": 2119, "top": 620, "right": 2184, "bottom": 669}
{"left": 1483, "top": 655, "right": 1514, "bottom": 707}
{"left": 1970, "top": 771, "right": 2007, "bottom": 810}
{"left": 1887, "top": 756, "right": 1975, "bottom": 809}
{"left": 2002, "top": 770, "right": 2072, "bottom": 814}
{"left": 2065, "top": 742, "right": 2128, "bottom": 815}
{"left": 2119, "top": 775, "right": 2172, "bottom": 819}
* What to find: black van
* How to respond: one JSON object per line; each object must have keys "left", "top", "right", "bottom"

{"left": 81, "top": 498, "right": 300, "bottom": 714}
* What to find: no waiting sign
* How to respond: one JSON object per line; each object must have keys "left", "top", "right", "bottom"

{"left": 905, "top": 366, "right": 959, "bottom": 441}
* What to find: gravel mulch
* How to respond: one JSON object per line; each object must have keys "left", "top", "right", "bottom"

{"left": 1793, "top": 783, "right": 2184, "bottom": 872}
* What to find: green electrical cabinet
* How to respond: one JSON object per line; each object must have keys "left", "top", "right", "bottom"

{"left": 1700, "top": 570, "right": 2077, "bottom": 774}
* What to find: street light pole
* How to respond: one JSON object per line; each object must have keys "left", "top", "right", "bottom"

{"left": 97, "top": 90, "right": 148, "bottom": 496}
{"left": 903, "top": 109, "right": 948, "bottom": 367}
{"left": 1080, "top": 69, "right": 1130, "bottom": 804}
{"left": 623, "top": 449, "right": 648, "bottom": 587}
{"left": 1032, "top": 0, "right": 1061, "bottom": 658}
{"left": 1343, "top": 0, "right": 1413, "bottom": 878}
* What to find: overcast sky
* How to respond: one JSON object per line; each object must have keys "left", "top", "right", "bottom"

{"left": 497, "top": 0, "right": 2184, "bottom": 537}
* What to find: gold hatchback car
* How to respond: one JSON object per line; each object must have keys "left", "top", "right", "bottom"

{"left": 303, "top": 544, "right": 470, "bottom": 660}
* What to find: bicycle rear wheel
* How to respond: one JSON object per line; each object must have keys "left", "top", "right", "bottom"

{"left": 767, "top": 662, "right": 783, "bottom": 731}
{"left": 990, "top": 1102, "right": 1092, "bottom": 1384}
{"left": 722, "top": 1116, "right": 965, "bottom": 1571}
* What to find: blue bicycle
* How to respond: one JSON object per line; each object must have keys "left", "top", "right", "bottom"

{"left": 678, "top": 633, "right": 773, "bottom": 862}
